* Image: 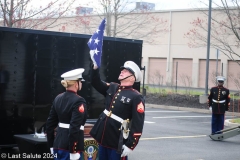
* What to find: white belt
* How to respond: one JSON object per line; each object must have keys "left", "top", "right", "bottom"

{"left": 103, "top": 109, "right": 123, "bottom": 123}
{"left": 213, "top": 99, "right": 226, "bottom": 103}
{"left": 58, "top": 123, "right": 84, "bottom": 130}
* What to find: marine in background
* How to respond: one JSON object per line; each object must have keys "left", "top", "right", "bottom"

{"left": 208, "top": 76, "right": 230, "bottom": 135}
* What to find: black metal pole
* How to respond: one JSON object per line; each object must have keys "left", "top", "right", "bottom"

{"left": 221, "top": 62, "right": 223, "bottom": 76}
{"left": 142, "top": 66, "right": 145, "bottom": 92}
{"left": 205, "top": 0, "right": 212, "bottom": 95}
{"left": 176, "top": 62, "right": 178, "bottom": 93}
{"left": 141, "top": 66, "right": 146, "bottom": 97}
{"left": 216, "top": 49, "right": 219, "bottom": 85}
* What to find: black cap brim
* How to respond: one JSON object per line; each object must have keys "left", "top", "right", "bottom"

{"left": 120, "top": 66, "right": 135, "bottom": 75}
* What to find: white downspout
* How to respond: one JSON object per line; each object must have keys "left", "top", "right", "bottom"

{"left": 167, "top": 11, "right": 172, "bottom": 72}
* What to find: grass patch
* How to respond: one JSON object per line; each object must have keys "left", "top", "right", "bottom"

{"left": 141, "top": 85, "right": 240, "bottom": 98}
{"left": 141, "top": 86, "right": 204, "bottom": 96}
{"left": 230, "top": 118, "right": 240, "bottom": 124}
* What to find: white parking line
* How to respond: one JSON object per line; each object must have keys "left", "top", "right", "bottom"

{"left": 144, "top": 121, "right": 155, "bottom": 123}
{"left": 140, "top": 135, "right": 207, "bottom": 140}
{"left": 153, "top": 116, "right": 212, "bottom": 119}
{"left": 145, "top": 111, "right": 189, "bottom": 112}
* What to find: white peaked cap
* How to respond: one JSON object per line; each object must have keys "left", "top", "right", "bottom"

{"left": 121, "top": 61, "right": 142, "bottom": 82}
{"left": 61, "top": 68, "right": 85, "bottom": 81}
{"left": 216, "top": 76, "right": 226, "bottom": 81}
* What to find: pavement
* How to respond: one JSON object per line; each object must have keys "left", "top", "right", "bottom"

{"left": 146, "top": 103, "right": 240, "bottom": 128}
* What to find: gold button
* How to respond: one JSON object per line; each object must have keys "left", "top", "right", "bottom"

{"left": 123, "top": 87, "right": 125, "bottom": 89}
{"left": 117, "top": 93, "right": 119, "bottom": 95}
{"left": 131, "top": 147, "right": 133, "bottom": 149}
{"left": 115, "top": 97, "right": 117, "bottom": 99}
{"left": 133, "top": 142, "right": 135, "bottom": 144}
{"left": 118, "top": 89, "right": 121, "bottom": 92}
{"left": 135, "top": 138, "right": 136, "bottom": 140}
{"left": 112, "top": 106, "right": 114, "bottom": 108}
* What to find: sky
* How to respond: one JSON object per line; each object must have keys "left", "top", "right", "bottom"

{"left": 77, "top": 0, "right": 225, "bottom": 11}
{"left": 33, "top": 0, "right": 227, "bottom": 15}
{"left": 80, "top": 0, "right": 203, "bottom": 10}
{"left": 140, "top": 0, "right": 203, "bottom": 10}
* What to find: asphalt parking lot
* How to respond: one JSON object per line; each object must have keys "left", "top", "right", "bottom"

{"left": 129, "top": 106, "right": 240, "bottom": 160}
{"left": 1, "top": 105, "right": 239, "bottom": 160}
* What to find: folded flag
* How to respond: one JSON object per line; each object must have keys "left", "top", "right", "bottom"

{"left": 87, "top": 18, "right": 106, "bottom": 68}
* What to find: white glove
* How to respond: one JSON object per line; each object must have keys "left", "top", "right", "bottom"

{"left": 209, "top": 106, "right": 212, "bottom": 112}
{"left": 90, "top": 50, "right": 98, "bottom": 69}
{"left": 50, "top": 148, "right": 54, "bottom": 154}
{"left": 70, "top": 153, "right": 80, "bottom": 160}
{"left": 121, "top": 145, "right": 132, "bottom": 157}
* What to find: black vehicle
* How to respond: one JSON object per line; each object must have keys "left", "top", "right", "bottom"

{"left": 0, "top": 27, "right": 143, "bottom": 147}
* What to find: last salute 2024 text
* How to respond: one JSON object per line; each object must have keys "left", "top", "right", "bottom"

{"left": 6, "top": 153, "right": 57, "bottom": 159}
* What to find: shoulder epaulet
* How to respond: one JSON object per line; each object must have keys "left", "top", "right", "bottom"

{"left": 76, "top": 94, "right": 82, "bottom": 98}
{"left": 132, "top": 88, "right": 141, "bottom": 95}
{"left": 57, "top": 92, "right": 63, "bottom": 96}
{"left": 211, "top": 86, "right": 218, "bottom": 89}
{"left": 222, "top": 86, "right": 229, "bottom": 90}
{"left": 55, "top": 92, "right": 63, "bottom": 100}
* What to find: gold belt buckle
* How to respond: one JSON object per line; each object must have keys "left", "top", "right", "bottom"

{"left": 107, "top": 111, "right": 112, "bottom": 117}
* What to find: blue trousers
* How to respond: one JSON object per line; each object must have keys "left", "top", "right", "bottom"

{"left": 53, "top": 149, "right": 83, "bottom": 160}
{"left": 98, "top": 145, "right": 128, "bottom": 160}
{"left": 211, "top": 114, "right": 225, "bottom": 134}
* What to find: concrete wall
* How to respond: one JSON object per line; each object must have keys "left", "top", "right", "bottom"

{"left": 31, "top": 9, "right": 240, "bottom": 91}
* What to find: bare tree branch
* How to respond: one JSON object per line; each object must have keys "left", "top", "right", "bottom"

{"left": 89, "top": 0, "right": 168, "bottom": 44}
{"left": 184, "top": 1, "right": 240, "bottom": 65}
{"left": 0, "top": 0, "right": 77, "bottom": 29}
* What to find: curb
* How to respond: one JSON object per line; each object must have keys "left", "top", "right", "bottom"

{"left": 146, "top": 103, "right": 240, "bottom": 116}
{"left": 146, "top": 103, "right": 240, "bottom": 128}
{"left": 224, "top": 119, "right": 239, "bottom": 127}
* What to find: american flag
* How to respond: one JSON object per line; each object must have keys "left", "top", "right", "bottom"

{"left": 88, "top": 19, "right": 106, "bottom": 68}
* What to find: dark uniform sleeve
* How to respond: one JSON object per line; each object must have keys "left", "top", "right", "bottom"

{"left": 208, "top": 88, "right": 213, "bottom": 108}
{"left": 69, "top": 100, "right": 87, "bottom": 153}
{"left": 91, "top": 68, "right": 109, "bottom": 96}
{"left": 225, "top": 89, "right": 230, "bottom": 111}
{"left": 125, "top": 94, "right": 145, "bottom": 150}
{"left": 46, "top": 104, "right": 59, "bottom": 148}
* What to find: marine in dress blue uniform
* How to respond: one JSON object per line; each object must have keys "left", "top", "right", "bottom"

{"left": 208, "top": 76, "right": 230, "bottom": 134}
{"left": 46, "top": 68, "right": 88, "bottom": 160}
{"left": 90, "top": 61, "right": 145, "bottom": 160}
